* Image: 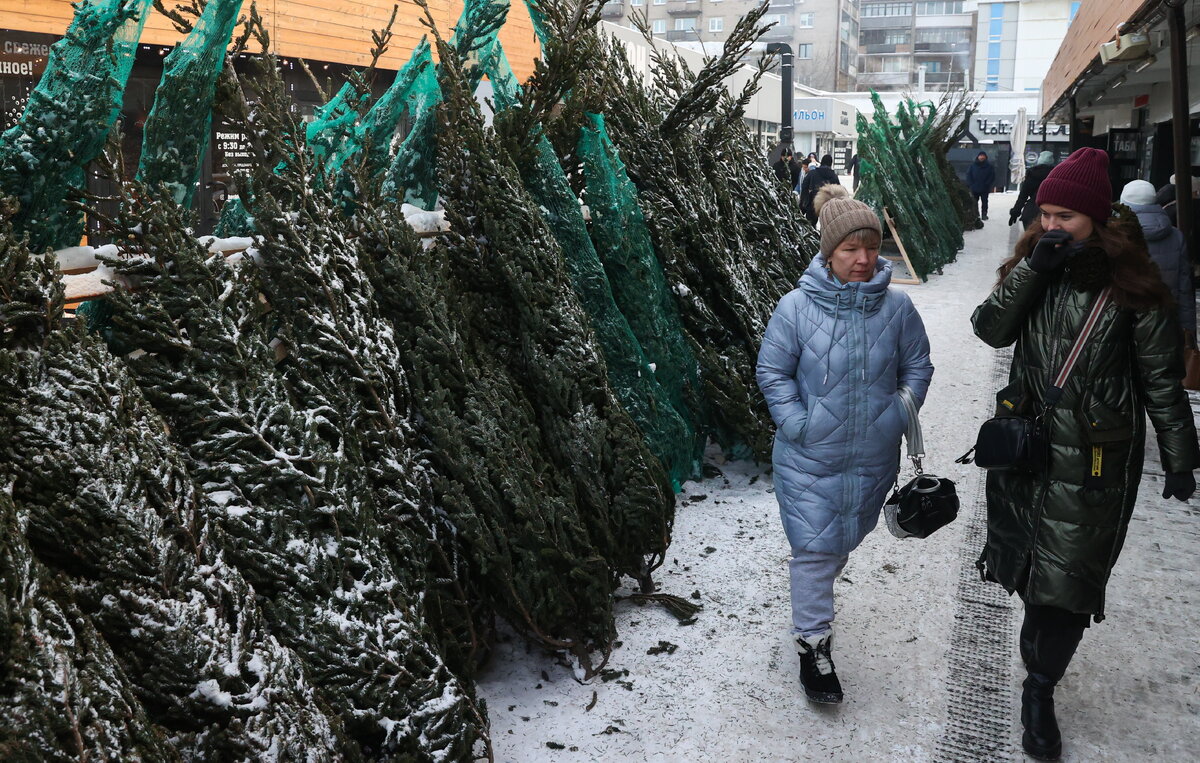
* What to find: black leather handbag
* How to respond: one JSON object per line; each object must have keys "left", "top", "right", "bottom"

{"left": 885, "top": 390, "right": 958, "bottom": 540}
{"left": 961, "top": 287, "right": 1112, "bottom": 472}
{"left": 971, "top": 412, "right": 1049, "bottom": 471}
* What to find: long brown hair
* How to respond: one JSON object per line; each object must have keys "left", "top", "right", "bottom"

{"left": 997, "top": 212, "right": 1172, "bottom": 311}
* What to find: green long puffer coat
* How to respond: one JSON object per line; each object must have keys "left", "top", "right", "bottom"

{"left": 972, "top": 257, "right": 1200, "bottom": 619}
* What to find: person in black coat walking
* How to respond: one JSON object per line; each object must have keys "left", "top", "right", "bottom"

{"left": 773, "top": 149, "right": 794, "bottom": 186}
{"left": 798, "top": 154, "right": 842, "bottom": 223}
{"left": 966, "top": 151, "right": 996, "bottom": 221}
{"left": 1009, "top": 151, "right": 1055, "bottom": 228}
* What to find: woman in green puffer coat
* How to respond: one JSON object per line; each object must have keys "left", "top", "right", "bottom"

{"left": 972, "top": 148, "right": 1200, "bottom": 762}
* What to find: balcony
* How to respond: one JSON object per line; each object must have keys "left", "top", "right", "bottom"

{"left": 856, "top": 71, "right": 911, "bottom": 87}
{"left": 667, "top": 0, "right": 702, "bottom": 16}
{"left": 913, "top": 41, "right": 970, "bottom": 53}
{"left": 758, "top": 0, "right": 795, "bottom": 8}
{"left": 599, "top": 1, "right": 625, "bottom": 18}
{"left": 665, "top": 29, "right": 698, "bottom": 41}
{"left": 863, "top": 43, "right": 914, "bottom": 54}
{"left": 760, "top": 24, "right": 795, "bottom": 41}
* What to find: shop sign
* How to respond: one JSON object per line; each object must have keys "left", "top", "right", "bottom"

{"left": 212, "top": 118, "right": 254, "bottom": 177}
{"left": 973, "top": 115, "right": 1070, "bottom": 142}
{"left": 0, "top": 36, "right": 52, "bottom": 78}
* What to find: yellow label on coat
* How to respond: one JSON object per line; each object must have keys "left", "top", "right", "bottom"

{"left": 1091, "top": 446, "right": 1103, "bottom": 477}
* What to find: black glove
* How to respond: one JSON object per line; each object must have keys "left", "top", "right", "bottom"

{"left": 1027, "top": 229, "right": 1074, "bottom": 272}
{"left": 1008, "top": 209, "right": 1020, "bottom": 226}
{"left": 1162, "top": 471, "right": 1196, "bottom": 501}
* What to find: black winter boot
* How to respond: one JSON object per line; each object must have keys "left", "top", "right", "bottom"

{"left": 1018, "top": 605, "right": 1088, "bottom": 761}
{"left": 796, "top": 632, "right": 843, "bottom": 704}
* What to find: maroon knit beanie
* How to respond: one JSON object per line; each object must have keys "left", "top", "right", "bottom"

{"left": 1035, "top": 147, "right": 1112, "bottom": 223}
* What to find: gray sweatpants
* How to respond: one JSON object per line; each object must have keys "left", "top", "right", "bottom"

{"left": 789, "top": 549, "right": 850, "bottom": 638}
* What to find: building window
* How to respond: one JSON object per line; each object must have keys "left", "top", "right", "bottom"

{"left": 863, "top": 29, "right": 911, "bottom": 45}
{"left": 764, "top": 13, "right": 789, "bottom": 25}
{"left": 798, "top": 12, "right": 814, "bottom": 27}
{"left": 653, "top": 0, "right": 665, "bottom": 5}
{"left": 675, "top": 16, "right": 696, "bottom": 30}
{"left": 709, "top": 16, "right": 724, "bottom": 32}
{"left": 1069, "top": 1, "right": 1081, "bottom": 23}
{"left": 861, "top": 3, "right": 912, "bottom": 17}
{"left": 987, "top": 58, "right": 1000, "bottom": 76}
{"left": 916, "top": 1, "right": 963, "bottom": 14}
{"left": 882, "top": 57, "right": 909, "bottom": 72}
{"left": 631, "top": 0, "right": 643, "bottom": 5}
{"left": 919, "top": 60, "right": 943, "bottom": 73}
{"left": 797, "top": 43, "right": 813, "bottom": 59}
{"left": 915, "top": 27, "right": 970, "bottom": 44}
{"left": 652, "top": 18, "right": 666, "bottom": 33}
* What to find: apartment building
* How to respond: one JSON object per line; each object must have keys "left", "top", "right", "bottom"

{"left": 972, "top": 1, "right": 1078, "bottom": 92}
{"left": 600, "top": 0, "right": 860, "bottom": 92}
{"left": 856, "top": 1, "right": 977, "bottom": 91}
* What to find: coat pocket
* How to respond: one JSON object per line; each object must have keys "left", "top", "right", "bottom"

{"left": 1082, "top": 398, "right": 1133, "bottom": 443}
{"left": 779, "top": 409, "right": 809, "bottom": 444}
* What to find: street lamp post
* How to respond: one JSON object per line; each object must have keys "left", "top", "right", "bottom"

{"left": 766, "top": 43, "right": 794, "bottom": 149}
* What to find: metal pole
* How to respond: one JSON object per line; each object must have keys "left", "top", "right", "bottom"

{"left": 767, "top": 43, "right": 794, "bottom": 149}
{"left": 1168, "top": 2, "right": 1193, "bottom": 260}
{"left": 1068, "top": 96, "right": 1080, "bottom": 152}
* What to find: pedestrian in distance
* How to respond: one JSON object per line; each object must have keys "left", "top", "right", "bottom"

{"left": 847, "top": 152, "right": 861, "bottom": 192}
{"left": 794, "top": 157, "right": 813, "bottom": 194}
{"left": 798, "top": 154, "right": 841, "bottom": 224}
{"left": 773, "top": 148, "right": 794, "bottom": 186}
{"left": 1120, "top": 179, "right": 1196, "bottom": 345}
{"left": 971, "top": 147, "right": 1199, "bottom": 761}
{"left": 1156, "top": 173, "right": 1196, "bottom": 226}
{"left": 1009, "top": 151, "right": 1056, "bottom": 229}
{"left": 757, "top": 184, "right": 934, "bottom": 705}
{"left": 788, "top": 152, "right": 803, "bottom": 189}
{"left": 967, "top": 150, "right": 996, "bottom": 221}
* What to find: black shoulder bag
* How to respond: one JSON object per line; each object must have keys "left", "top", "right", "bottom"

{"left": 959, "top": 287, "right": 1112, "bottom": 472}
{"left": 885, "top": 389, "right": 959, "bottom": 539}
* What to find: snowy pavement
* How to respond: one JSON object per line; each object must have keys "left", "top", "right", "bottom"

{"left": 476, "top": 193, "right": 1200, "bottom": 762}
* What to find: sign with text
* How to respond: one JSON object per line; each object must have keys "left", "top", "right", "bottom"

{"left": 972, "top": 115, "right": 1070, "bottom": 142}
{"left": 211, "top": 119, "right": 254, "bottom": 178}
{"left": 0, "top": 34, "right": 53, "bottom": 78}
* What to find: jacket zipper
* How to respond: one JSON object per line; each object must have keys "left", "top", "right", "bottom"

{"left": 1024, "top": 280, "right": 1072, "bottom": 598}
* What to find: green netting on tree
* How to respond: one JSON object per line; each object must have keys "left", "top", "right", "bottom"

{"left": 854, "top": 92, "right": 964, "bottom": 280}
{"left": 476, "top": 8, "right": 699, "bottom": 488}
{"left": 137, "top": 0, "right": 243, "bottom": 206}
{"left": 378, "top": 44, "right": 443, "bottom": 208}
{"left": 0, "top": 0, "right": 153, "bottom": 251}
{"left": 305, "top": 80, "right": 367, "bottom": 190}
{"left": 380, "top": 0, "right": 509, "bottom": 208}
{"left": 576, "top": 113, "right": 703, "bottom": 474}
{"left": 319, "top": 37, "right": 434, "bottom": 187}
{"left": 554, "top": 19, "right": 814, "bottom": 460}
{"left": 211, "top": 193, "right": 251, "bottom": 236}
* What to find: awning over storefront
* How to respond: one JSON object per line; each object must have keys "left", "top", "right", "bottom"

{"left": 1041, "top": 0, "right": 1200, "bottom": 123}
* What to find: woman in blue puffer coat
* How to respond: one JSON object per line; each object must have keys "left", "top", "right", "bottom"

{"left": 757, "top": 185, "right": 934, "bottom": 705}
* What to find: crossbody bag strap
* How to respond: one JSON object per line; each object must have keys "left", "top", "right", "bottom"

{"left": 1043, "top": 287, "right": 1113, "bottom": 407}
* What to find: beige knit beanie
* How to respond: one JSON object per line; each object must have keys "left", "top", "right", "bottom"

{"left": 817, "top": 186, "right": 882, "bottom": 257}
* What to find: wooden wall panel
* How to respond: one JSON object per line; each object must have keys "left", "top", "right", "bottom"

{"left": 0, "top": 0, "right": 540, "bottom": 78}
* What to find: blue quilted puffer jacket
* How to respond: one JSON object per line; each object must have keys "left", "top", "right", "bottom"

{"left": 757, "top": 255, "right": 933, "bottom": 555}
